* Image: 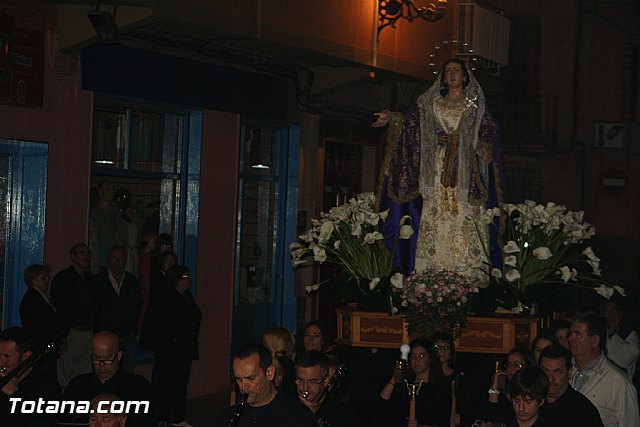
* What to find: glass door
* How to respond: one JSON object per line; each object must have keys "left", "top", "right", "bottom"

{"left": 231, "top": 122, "right": 299, "bottom": 353}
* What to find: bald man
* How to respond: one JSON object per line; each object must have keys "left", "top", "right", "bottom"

{"left": 63, "top": 331, "right": 152, "bottom": 427}
{"left": 89, "top": 394, "right": 128, "bottom": 427}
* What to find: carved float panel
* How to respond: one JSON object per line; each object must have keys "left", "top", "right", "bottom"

{"left": 336, "top": 308, "right": 540, "bottom": 354}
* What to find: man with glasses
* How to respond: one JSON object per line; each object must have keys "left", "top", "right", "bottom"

{"left": 63, "top": 331, "right": 151, "bottom": 427}
{"left": 220, "top": 342, "right": 314, "bottom": 427}
{"left": 568, "top": 311, "right": 639, "bottom": 427}
{"left": 294, "top": 350, "right": 354, "bottom": 427}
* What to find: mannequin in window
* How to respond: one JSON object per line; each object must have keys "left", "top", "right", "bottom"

{"left": 115, "top": 188, "right": 139, "bottom": 278}
{"left": 89, "top": 181, "right": 123, "bottom": 275}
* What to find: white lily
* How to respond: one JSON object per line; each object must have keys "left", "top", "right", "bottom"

{"left": 491, "top": 268, "right": 502, "bottom": 279}
{"left": 369, "top": 277, "right": 381, "bottom": 291}
{"left": 312, "top": 246, "right": 327, "bottom": 263}
{"left": 594, "top": 285, "right": 614, "bottom": 300}
{"left": 504, "top": 255, "right": 517, "bottom": 267}
{"left": 583, "top": 247, "right": 600, "bottom": 262}
{"left": 399, "top": 215, "right": 412, "bottom": 226}
{"left": 557, "top": 266, "right": 570, "bottom": 283}
{"left": 505, "top": 269, "right": 521, "bottom": 282}
{"left": 504, "top": 268, "right": 521, "bottom": 282}
{"left": 318, "top": 220, "right": 334, "bottom": 240}
{"left": 399, "top": 224, "right": 414, "bottom": 239}
{"left": 504, "top": 241, "right": 520, "bottom": 253}
{"left": 613, "top": 285, "right": 626, "bottom": 297}
{"left": 390, "top": 272, "right": 404, "bottom": 289}
{"left": 533, "top": 246, "right": 552, "bottom": 260}
{"left": 305, "top": 283, "right": 321, "bottom": 293}
{"left": 363, "top": 232, "right": 383, "bottom": 244}
{"left": 351, "top": 222, "right": 362, "bottom": 236}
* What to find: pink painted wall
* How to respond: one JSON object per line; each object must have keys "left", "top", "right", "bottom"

{"left": 188, "top": 109, "right": 240, "bottom": 397}
{"left": 0, "top": 1, "right": 93, "bottom": 274}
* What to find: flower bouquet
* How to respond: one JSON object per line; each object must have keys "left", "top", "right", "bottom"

{"left": 290, "top": 192, "right": 413, "bottom": 311}
{"left": 475, "top": 200, "right": 624, "bottom": 312}
{"left": 393, "top": 269, "right": 478, "bottom": 338}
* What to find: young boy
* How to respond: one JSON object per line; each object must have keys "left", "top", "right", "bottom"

{"left": 509, "top": 366, "right": 549, "bottom": 427}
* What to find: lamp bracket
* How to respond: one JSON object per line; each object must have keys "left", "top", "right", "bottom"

{"left": 378, "top": 0, "right": 447, "bottom": 38}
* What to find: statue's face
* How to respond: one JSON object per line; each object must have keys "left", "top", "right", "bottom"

{"left": 99, "top": 182, "right": 114, "bottom": 203}
{"left": 443, "top": 62, "right": 465, "bottom": 89}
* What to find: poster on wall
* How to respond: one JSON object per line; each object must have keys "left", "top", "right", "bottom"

{"left": 10, "top": 27, "right": 44, "bottom": 107}
{"left": 0, "top": 12, "right": 44, "bottom": 107}
{"left": 0, "top": 13, "right": 14, "bottom": 104}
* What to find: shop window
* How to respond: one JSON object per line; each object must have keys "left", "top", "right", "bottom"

{"left": 90, "top": 102, "right": 200, "bottom": 279}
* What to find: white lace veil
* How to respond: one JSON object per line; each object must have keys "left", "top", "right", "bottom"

{"left": 415, "top": 61, "right": 487, "bottom": 202}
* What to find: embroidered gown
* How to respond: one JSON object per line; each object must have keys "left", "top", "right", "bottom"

{"left": 378, "top": 66, "right": 503, "bottom": 283}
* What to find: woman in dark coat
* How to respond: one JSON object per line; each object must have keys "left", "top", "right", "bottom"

{"left": 19, "top": 264, "right": 64, "bottom": 380}
{"left": 151, "top": 265, "right": 202, "bottom": 426}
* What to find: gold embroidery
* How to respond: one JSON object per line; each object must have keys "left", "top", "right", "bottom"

{"left": 414, "top": 98, "right": 488, "bottom": 286}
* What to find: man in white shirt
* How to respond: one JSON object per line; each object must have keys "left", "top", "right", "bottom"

{"left": 600, "top": 300, "right": 639, "bottom": 378}
{"left": 568, "top": 311, "right": 639, "bottom": 427}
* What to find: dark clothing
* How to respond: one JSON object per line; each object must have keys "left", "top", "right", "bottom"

{"left": 50, "top": 265, "right": 94, "bottom": 335}
{"left": 152, "top": 352, "right": 193, "bottom": 424}
{"left": 506, "top": 414, "right": 547, "bottom": 427}
{"left": 151, "top": 288, "right": 202, "bottom": 423}
{"left": 485, "top": 393, "right": 513, "bottom": 425}
{"left": 277, "top": 355, "right": 297, "bottom": 399}
{"left": 218, "top": 391, "right": 315, "bottom": 427}
{"left": 316, "top": 395, "right": 360, "bottom": 427}
{"left": 63, "top": 369, "right": 152, "bottom": 427}
{"left": 92, "top": 271, "right": 143, "bottom": 337}
{"left": 19, "top": 288, "right": 63, "bottom": 380}
{"left": 153, "top": 288, "right": 201, "bottom": 359}
{"left": 149, "top": 267, "right": 169, "bottom": 311}
{"left": 377, "top": 377, "right": 451, "bottom": 427}
{"left": 19, "top": 288, "right": 63, "bottom": 347}
{"left": 540, "top": 386, "right": 604, "bottom": 427}
{"left": 0, "top": 369, "right": 61, "bottom": 427}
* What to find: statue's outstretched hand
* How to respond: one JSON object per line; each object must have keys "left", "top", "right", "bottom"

{"left": 372, "top": 111, "right": 391, "bottom": 128}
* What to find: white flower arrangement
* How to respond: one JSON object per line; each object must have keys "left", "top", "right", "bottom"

{"left": 290, "top": 192, "right": 413, "bottom": 302}
{"left": 476, "top": 200, "right": 623, "bottom": 309}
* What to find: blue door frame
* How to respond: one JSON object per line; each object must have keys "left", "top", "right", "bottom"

{"left": 1, "top": 140, "right": 48, "bottom": 328}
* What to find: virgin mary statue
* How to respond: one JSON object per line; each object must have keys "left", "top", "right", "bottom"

{"left": 374, "top": 58, "right": 503, "bottom": 285}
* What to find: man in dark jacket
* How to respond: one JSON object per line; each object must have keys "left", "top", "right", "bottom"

{"left": 92, "top": 245, "right": 142, "bottom": 373}
{"left": 220, "top": 342, "right": 314, "bottom": 427}
{"left": 51, "top": 243, "right": 94, "bottom": 389}
{"left": 295, "top": 350, "right": 356, "bottom": 427}
{"left": 539, "top": 345, "right": 604, "bottom": 427}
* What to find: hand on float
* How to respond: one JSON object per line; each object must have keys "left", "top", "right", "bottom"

{"left": 372, "top": 111, "right": 391, "bottom": 128}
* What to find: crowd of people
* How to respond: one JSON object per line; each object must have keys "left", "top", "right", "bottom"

{"left": 218, "top": 309, "right": 640, "bottom": 427}
{"left": 2, "top": 238, "right": 640, "bottom": 427}
{"left": 1, "top": 236, "right": 200, "bottom": 427}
